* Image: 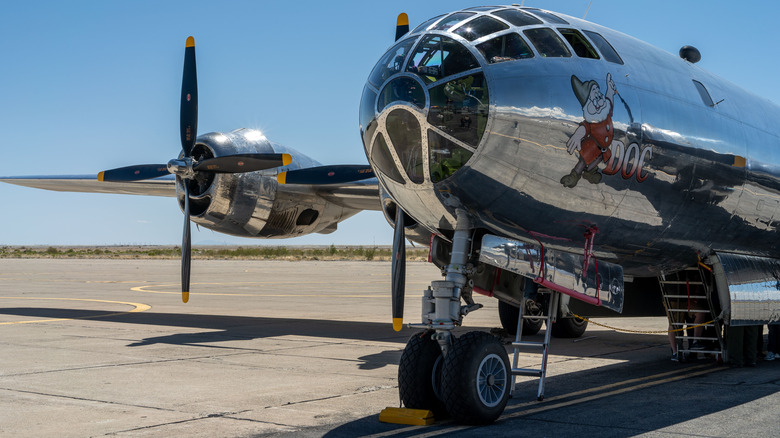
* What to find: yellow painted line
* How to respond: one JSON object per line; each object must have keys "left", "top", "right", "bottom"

{"left": 131, "top": 283, "right": 408, "bottom": 298}
{"left": 504, "top": 365, "right": 725, "bottom": 419}
{"left": 0, "top": 297, "right": 151, "bottom": 326}
{"left": 506, "top": 363, "right": 712, "bottom": 411}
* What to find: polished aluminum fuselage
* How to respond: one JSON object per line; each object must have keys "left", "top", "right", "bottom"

{"left": 365, "top": 10, "right": 780, "bottom": 277}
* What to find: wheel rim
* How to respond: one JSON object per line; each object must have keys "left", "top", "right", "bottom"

{"left": 476, "top": 353, "right": 507, "bottom": 407}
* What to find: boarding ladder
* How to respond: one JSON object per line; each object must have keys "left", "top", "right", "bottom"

{"left": 510, "top": 289, "right": 560, "bottom": 401}
{"left": 659, "top": 267, "right": 724, "bottom": 360}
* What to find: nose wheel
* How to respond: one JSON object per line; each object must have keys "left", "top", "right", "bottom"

{"left": 440, "top": 331, "right": 510, "bottom": 424}
{"left": 398, "top": 331, "right": 511, "bottom": 424}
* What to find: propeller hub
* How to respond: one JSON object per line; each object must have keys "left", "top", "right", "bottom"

{"left": 168, "top": 157, "right": 196, "bottom": 179}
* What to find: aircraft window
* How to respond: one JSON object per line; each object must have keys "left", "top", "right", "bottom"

{"left": 377, "top": 77, "right": 426, "bottom": 112}
{"left": 453, "top": 16, "right": 509, "bottom": 42}
{"left": 464, "top": 6, "right": 502, "bottom": 12}
{"left": 429, "top": 131, "right": 474, "bottom": 183}
{"left": 522, "top": 8, "right": 569, "bottom": 24}
{"left": 692, "top": 80, "right": 715, "bottom": 106}
{"left": 477, "top": 33, "right": 534, "bottom": 63}
{"left": 407, "top": 35, "right": 480, "bottom": 84}
{"left": 582, "top": 30, "right": 624, "bottom": 64}
{"left": 491, "top": 9, "right": 542, "bottom": 27}
{"left": 360, "top": 86, "right": 378, "bottom": 142}
{"left": 386, "top": 109, "right": 425, "bottom": 183}
{"left": 427, "top": 73, "right": 489, "bottom": 148}
{"left": 368, "top": 38, "right": 417, "bottom": 88}
{"left": 411, "top": 14, "right": 445, "bottom": 34}
{"left": 558, "top": 29, "right": 599, "bottom": 59}
{"left": 432, "top": 12, "right": 476, "bottom": 31}
{"left": 371, "top": 133, "right": 405, "bottom": 184}
{"left": 523, "top": 28, "right": 571, "bottom": 57}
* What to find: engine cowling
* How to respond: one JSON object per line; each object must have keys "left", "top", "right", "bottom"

{"left": 179, "top": 129, "right": 358, "bottom": 238}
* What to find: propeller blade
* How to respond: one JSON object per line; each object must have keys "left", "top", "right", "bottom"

{"left": 181, "top": 182, "right": 191, "bottom": 303}
{"left": 97, "top": 164, "right": 170, "bottom": 182}
{"left": 193, "top": 153, "right": 292, "bottom": 173}
{"left": 180, "top": 36, "right": 198, "bottom": 157}
{"left": 395, "top": 13, "right": 410, "bottom": 41}
{"left": 277, "top": 165, "right": 374, "bottom": 185}
{"left": 391, "top": 207, "right": 406, "bottom": 331}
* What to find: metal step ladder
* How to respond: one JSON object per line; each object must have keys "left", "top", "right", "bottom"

{"left": 659, "top": 267, "right": 724, "bottom": 360}
{"left": 510, "top": 289, "right": 560, "bottom": 401}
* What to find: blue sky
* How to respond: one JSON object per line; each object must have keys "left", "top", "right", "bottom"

{"left": 1, "top": 1, "right": 778, "bottom": 245}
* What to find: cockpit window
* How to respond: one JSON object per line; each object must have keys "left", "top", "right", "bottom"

{"left": 385, "top": 109, "right": 425, "bottom": 184}
{"left": 368, "top": 38, "right": 416, "bottom": 87}
{"left": 491, "top": 9, "right": 542, "bottom": 26}
{"left": 371, "top": 133, "right": 405, "bottom": 184}
{"left": 429, "top": 131, "right": 473, "bottom": 183}
{"left": 558, "top": 28, "right": 599, "bottom": 59}
{"left": 522, "top": 8, "right": 569, "bottom": 24}
{"left": 411, "top": 14, "right": 444, "bottom": 34}
{"left": 407, "top": 35, "right": 480, "bottom": 84}
{"left": 453, "top": 16, "right": 509, "bottom": 42}
{"left": 427, "top": 73, "right": 488, "bottom": 147}
{"left": 432, "top": 12, "right": 476, "bottom": 31}
{"left": 377, "top": 76, "right": 426, "bottom": 112}
{"left": 464, "top": 6, "right": 502, "bottom": 12}
{"left": 477, "top": 33, "right": 533, "bottom": 63}
{"left": 582, "top": 30, "right": 624, "bottom": 64}
{"left": 523, "top": 28, "right": 571, "bottom": 57}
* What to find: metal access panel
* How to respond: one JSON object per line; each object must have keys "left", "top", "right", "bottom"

{"left": 480, "top": 234, "right": 624, "bottom": 313}
{"left": 717, "top": 253, "right": 780, "bottom": 326}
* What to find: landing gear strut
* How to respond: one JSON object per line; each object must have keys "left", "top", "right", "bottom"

{"left": 400, "top": 209, "right": 511, "bottom": 424}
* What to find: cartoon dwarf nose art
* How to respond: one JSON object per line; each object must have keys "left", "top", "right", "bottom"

{"left": 561, "top": 73, "right": 620, "bottom": 188}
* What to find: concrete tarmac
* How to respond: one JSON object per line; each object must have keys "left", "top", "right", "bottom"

{"left": 1, "top": 259, "right": 778, "bottom": 437}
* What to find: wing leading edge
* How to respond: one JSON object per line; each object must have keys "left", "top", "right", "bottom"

{"left": 0, "top": 175, "right": 382, "bottom": 211}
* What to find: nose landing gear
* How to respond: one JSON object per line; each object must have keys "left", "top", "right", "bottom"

{"left": 398, "top": 210, "right": 511, "bottom": 424}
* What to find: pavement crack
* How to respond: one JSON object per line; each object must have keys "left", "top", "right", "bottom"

{"left": 0, "top": 387, "right": 176, "bottom": 412}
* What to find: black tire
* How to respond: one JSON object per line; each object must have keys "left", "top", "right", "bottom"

{"left": 498, "top": 300, "right": 543, "bottom": 336}
{"left": 441, "top": 331, "right": 511, "bottom": 424}
{"left": 550, "top": 316, "right": 588, "bottom": 338}
{"left": 398, "top": 331, "right": 447, "bottom": 417}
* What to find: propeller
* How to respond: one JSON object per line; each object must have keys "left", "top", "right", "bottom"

{"left": 277, "top": 165, "right": 374, "bottom": 185}
{"left": 98, "top": 36, "right": 291, "bottom": 302}
{"left": 395, "top": 13, "right": 409, "bottom": 41}
{"left": 391, "top": 207, "right": 407, "bottom": 331}
{"left": 178, "top": 36, "right": 197, "bottom": 304}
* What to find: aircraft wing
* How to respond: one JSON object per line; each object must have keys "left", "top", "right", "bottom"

{"left": 278, "top": 179, "right": 381, "bottom": 211}
{"left": 0, "top": 174, "right": 382, "bottom": 211}
{"left": 0, "top": 175, "right": 177, "bottom": 197}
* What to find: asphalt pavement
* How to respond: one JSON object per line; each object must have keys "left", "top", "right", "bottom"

{"left": 1, "top": 259, "right": 778, "bottom": 437}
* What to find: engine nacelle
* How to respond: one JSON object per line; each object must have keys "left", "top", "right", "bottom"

{"left": 179, "top": 129, "right": 358, "bottom": 238}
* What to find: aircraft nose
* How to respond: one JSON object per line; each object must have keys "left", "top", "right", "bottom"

{"left": 361, "top": 33, "right": 490, "bottom": 185}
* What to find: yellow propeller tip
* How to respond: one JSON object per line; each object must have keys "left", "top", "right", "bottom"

{"left": 97, "top": 171, "right": 105, "bottom": 182}
{"left": 277, "top": 172, "right": 287, "bottom": 184}
{"left": 282, "top": 153, "right": 292, "bottom": 166}
{"left": 393, "top": 318, "right": 403, "bottom": 332}
{"left": 397, "top": 13, "right": 409, "bottom": 26}
{"left": 182, "top": 292, "right": 189, "bottom": 303}
{"left": 186, "top": 36, "right": 195, "bottom": 48}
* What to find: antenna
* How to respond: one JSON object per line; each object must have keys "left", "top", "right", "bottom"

{"left": 583, "top": 0, "right": 594, "bottom": 19}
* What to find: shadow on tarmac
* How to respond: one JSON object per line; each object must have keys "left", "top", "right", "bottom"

{"left": 4, "top": 307, "right": 778, "bottom": 436}
{"left": 317, "top": 359, "right": 780, "bottom": 438}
